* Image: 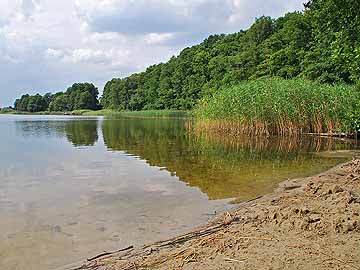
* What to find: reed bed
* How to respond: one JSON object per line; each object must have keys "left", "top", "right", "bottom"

{"left": 194, "top": 78, "right": 360, "bottom": 136}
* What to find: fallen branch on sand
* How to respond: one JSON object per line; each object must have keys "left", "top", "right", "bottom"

{"left": 87, "top": 246, "right": 134, "bottom": 262}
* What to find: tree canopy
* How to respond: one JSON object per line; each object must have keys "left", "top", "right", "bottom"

{"left": 14, "top": 93, "right": 50, "bottom": 112}
{"left": 14, "top": 83, "right": 100, "bottom": 112}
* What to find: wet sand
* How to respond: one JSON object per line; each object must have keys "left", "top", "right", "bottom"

{"left": 77, "top": 157, "right": 360, "bottom": 270}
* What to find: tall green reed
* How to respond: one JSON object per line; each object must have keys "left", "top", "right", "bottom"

{"left": 194, "top": 78, "right": 360, "bottom": 136}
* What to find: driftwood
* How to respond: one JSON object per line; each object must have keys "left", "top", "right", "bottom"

{"left": 87, "top": 246, "right": 134, "bottom": 262}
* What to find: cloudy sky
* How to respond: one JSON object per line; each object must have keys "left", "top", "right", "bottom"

{"left": 0, "top": 0, "right": 304, "bottom": 107}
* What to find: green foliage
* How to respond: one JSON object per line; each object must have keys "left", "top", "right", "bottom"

{"left": 303, "top": 0, "right": 360, "bottom": 83}
{"left": 65, "top": 82, "right": 100, "bottom": 111}
{"left": 101, "top": 2, "right": 360, "bottom": 111}
{"left": 48, "top": 82, "right": 100, "bottom": 112}
{"left": 111, "top": 110, "right": 188, "bottom": 119}
{"left": 79, "top": 109, "right": 117, "bottom": 116}
{"left": 14, "top": 94, "right": 49, "bottom": 112}
{"left": 194, "top": 78, "right": 360, "bottom": 135}
{"left": 14, "top": 83, "right": 101, "bottom": 112}
{"left": 48, "top": 93, "right": 69, "bottom": 111}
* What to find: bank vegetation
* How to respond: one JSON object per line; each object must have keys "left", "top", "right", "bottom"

{"left": 194, "top": 78, "right": 360, "bottom": 136}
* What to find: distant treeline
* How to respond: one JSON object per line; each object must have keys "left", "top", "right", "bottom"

{"left": 14, "top": 83, "right": 100, "bottom": 112}
{"left": 101, "top": 0, "right": 360, "bottom": 110}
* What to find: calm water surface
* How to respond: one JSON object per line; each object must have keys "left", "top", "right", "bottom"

{"left": 0, "top": 115, "right": 357, "bottom": 270}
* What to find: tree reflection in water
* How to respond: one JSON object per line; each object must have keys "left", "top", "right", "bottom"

{"left": 101, "top": 118, "right": 357, "bottom": 202}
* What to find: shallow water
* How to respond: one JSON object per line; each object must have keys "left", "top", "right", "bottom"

{"left": 0, "top": 115, "right": 357, "bottom": 270}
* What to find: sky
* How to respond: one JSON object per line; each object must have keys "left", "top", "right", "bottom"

{"left": 0, "top": 0, "right": 304, "bottom": 107}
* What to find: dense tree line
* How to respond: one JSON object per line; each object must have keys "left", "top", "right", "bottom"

{"left": 14, "top": 93, "right": 52, "bottom": 112}
{"left": 101, "top": 0, "right": 360, "bottom": 111}
{"left": 14, "top": 83, "right": 100, "bottom": 112}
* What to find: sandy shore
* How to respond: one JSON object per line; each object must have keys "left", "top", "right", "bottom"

{"left": 76, "top": 157, "right": 360, "bottom": 270}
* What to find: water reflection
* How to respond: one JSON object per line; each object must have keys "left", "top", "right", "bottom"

{"left": 64, "top": 121, "right": 98, "bottom": 147}
{"left": 14, "top": 116, "right": 358, "bottom": 202}
{"left": 16, "top": 119, "right": 98, "bottom": 146}
{"left": 102, "top": 118, "right": 357, "bottom": 201}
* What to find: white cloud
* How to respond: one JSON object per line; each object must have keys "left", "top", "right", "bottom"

{"left": 69, "top": 49, "right": 109, "bottom": 64}
{"left": 0, "top": 0, "right": 22, "bottom": 26}
{"left": 75, "top": 0, "right": 303, "bottom": 35}
{"left": 45, "top": 48, "right": 64, "bottom": 59}
{"left": 64, "top": 48, "right": 130, "bottom": 67}
{"left": 145, "top": 33, "right": 176, "bottom": 45}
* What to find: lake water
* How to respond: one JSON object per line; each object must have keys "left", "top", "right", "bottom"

{"left": 0, "top": 115, "right": 357, "bottom": 270}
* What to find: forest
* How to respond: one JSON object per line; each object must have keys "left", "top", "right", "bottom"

{"left": 14, "top": 83, "right": 100, "bottom": 112}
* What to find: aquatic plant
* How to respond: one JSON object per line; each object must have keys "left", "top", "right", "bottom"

{"left": 194, "top": 78, "right": 360, "bottom": 136}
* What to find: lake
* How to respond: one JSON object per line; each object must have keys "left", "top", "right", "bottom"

{"left": 0, "top": 115, "right": 357, "bottom": 270}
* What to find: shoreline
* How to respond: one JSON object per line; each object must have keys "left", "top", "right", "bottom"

{"left": 74, "top": 157, "right": 360, "bottom": 270}
{"left": 0, "top": 109, "right": 189, "bottom": 119}
{"left": 1, "top": 112, "right": 358, "bottom": 140}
